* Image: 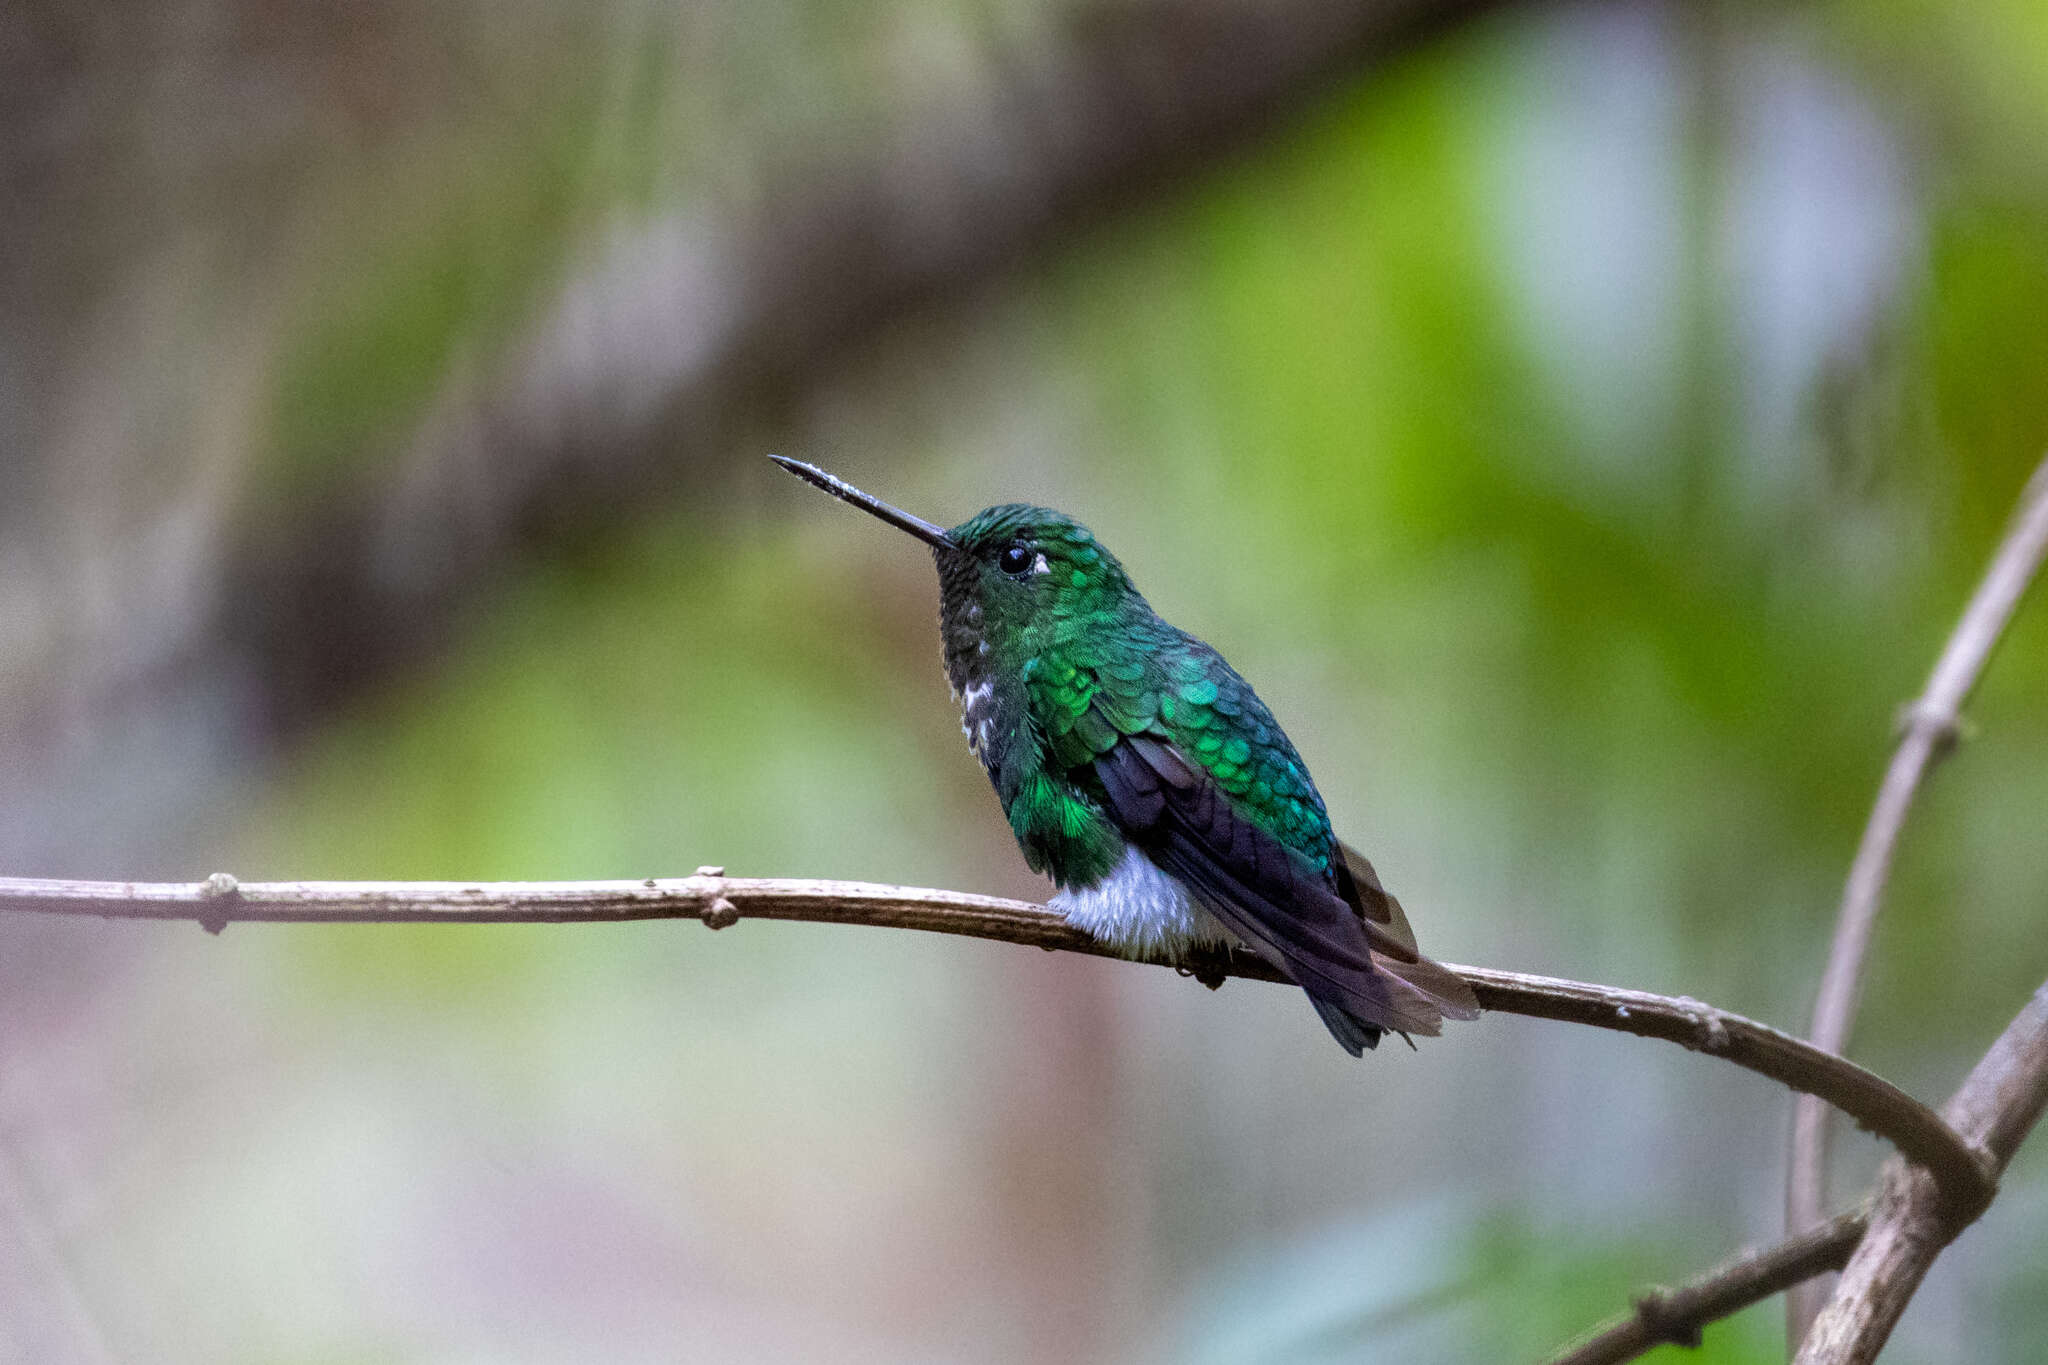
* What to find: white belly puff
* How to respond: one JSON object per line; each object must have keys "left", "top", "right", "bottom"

{"left": 1051, "top": 844, "right": 1234, "bottom": 960}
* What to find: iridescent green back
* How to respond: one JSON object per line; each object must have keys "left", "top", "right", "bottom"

{"left": 1032, "top": 628, "right": 1335, "bottom": 874}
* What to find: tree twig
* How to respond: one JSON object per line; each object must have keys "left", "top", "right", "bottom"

{"left": 1545, "top": 1207, "right": 1869, "bottom": 1365}
{"left": 0, "top": 870, "right": 1996, "bottom": 1215}
{"left": 1552, "top": 975, "right": 2048, "bottom": 1365}
{"left": 1787, "top": 453, "right": 2048, "bottom": 1344}
{"left": 1794, "top": 981, "right": 2048, "bottom": 1364}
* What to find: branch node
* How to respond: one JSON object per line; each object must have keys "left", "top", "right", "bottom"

{"left": 1674, "top": 998, "right": 1731, "bottom": 1053}
{"left": 1631, "top": 1288, "right": 1703, "bottom": 1349}
{"left": 1936, "top": 1147, "right": 2000, "bottom": 1228}
{"left": 702, "top": 896, "right": 740, "bottom": 931}
{"left": 1895, "top": 700, "right": 1965, "bottom": 757}
{"left": 198, "top": 871, "right": 240, "bottom": 935}
{"left": 694, "top": 865, "right": 726, "bottom": 878}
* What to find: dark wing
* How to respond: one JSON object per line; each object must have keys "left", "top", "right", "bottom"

{"left": 1092, "top": 735, "right": 1455, "bottom": 1049}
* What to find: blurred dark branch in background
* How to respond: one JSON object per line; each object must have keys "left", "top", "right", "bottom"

{"left": 0, "top": 869, "right": 1997, "bottom": 1215}
{"left": 213, "top": 0, "right": 1519, "bottom": 740}
{"left": 1786, "top": 451, "right": 2048, "bottom": 1345}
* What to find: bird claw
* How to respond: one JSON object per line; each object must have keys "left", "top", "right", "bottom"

{"left": 1183, "top": 944, "right": 1233, "bottom": 991}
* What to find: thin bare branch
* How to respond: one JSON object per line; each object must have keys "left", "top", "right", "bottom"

{"left": 1545, "top": 1208, "right": 1868, "bottom": 1365}
{"left": 0, "top": 870, "right": 1995, "bottom": 1214}
{"left": 1794, "top": 981, "right": 2048, "bottom": 1365}
{"left": 1556, "top": 974, "right": 2048, "bottom": 1365}
{"left": 1787, "top": 453, "right": 2048, "bottom": 1344}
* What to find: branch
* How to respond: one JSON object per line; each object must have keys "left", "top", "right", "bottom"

{"left": 1794, "top": 981, "right": 2048, "bottom": 1364}
{"left": 1545, "top": 1207, "right": 1868, "bottom": 1365}
{"left": 0, "top": 871, "right": 1995, "bottom": 1215}
{"left": 1787, "top": 453, "right": 2048, "bottom": 1342}
{"left": 1551, "top": 972, "right": 2048, "bottom": 1365}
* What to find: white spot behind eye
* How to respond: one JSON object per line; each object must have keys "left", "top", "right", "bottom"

{"left": 1031, "top": 552, "right": 1049, "bottom": 575}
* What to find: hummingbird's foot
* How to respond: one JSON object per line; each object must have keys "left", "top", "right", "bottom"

{"left": 1180, "top": 942, "right": 1235, "bottom": 991}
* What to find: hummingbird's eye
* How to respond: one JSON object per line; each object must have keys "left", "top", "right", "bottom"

{"left": 998, "top": 543, "right": 1034, "bottom": 577}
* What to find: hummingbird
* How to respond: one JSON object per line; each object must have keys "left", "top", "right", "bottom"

{"left": 769, "top": 456, "right": 1480, "bottom": 1054}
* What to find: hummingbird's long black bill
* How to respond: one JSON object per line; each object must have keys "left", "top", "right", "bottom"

{"left": 768, "top": 455, "right": 954, "bottom": 549}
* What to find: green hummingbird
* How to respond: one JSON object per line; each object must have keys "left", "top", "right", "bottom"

{"left": 770, "top": 456, "right": 1480, "bottom": 1054}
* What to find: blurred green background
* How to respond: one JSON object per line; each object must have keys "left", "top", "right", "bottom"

{"left": 4, "top": 0, "right": 2047, "bottom": 1360}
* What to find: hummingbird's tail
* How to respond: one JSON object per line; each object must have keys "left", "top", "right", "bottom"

{"left": 1316, "top": 839, "right": 1482, "bottom": 1053}
{"left": 1303, "top": 947, "right": 1480, "bottom": 1056}
{"left": 1309, "top": 996, "right": 1389, "bottom": 1053}
{"left": 1369, "top": 948, "right": 1483, "bottom": 1024}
